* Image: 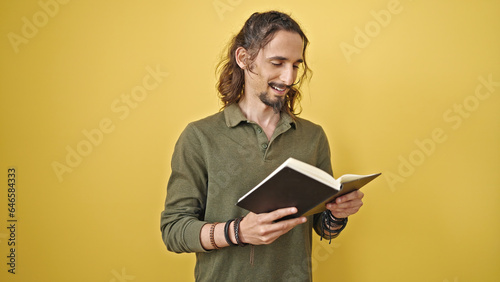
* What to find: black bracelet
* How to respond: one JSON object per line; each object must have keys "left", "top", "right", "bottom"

{"left": 327, "top": 210, "right": 347, "bottom": 225}
{"left": 233, "top": 217, "right": 247, "bottom": 247}
{"left": 326, "top": 216, "right": 348, "bottom": 233}
{"left": 320, "top": 210, "right": 348, "bottom": 243}
{"left": 224, "top": 219, "right": 236, "bottom": 246}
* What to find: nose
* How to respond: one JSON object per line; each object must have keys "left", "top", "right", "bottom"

{"left": 280, "top": 65, "right": 296, "bottom": 86}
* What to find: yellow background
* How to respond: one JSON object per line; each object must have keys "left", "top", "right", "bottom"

{"left": 1, "top": 0, "right": 499, "bottom": 281}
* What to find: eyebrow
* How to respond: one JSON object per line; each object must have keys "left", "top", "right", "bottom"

{"left": 267, "top": 56, "right": 304, "bottom": 64}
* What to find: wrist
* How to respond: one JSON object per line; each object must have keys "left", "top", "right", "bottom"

{"left": 209, "top": 222, "right": 221, "bottom": 250}
{"left": 233, "top": 217, "right": 248, "bottom": 246}
{"left": 329, "top": 211, "right": 346, "bottom": 222}
{"left": 225, "top": 219, "right": 237, "bottom": 246}
{"left": 320, "top": 210, "right": 349, "bottom": 243}
{"left": 324, "top": 210, "right": 348, "bottom": 229}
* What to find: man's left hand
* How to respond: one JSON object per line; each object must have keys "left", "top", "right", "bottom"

{"left": 326, "top": 190, "right": 364, "bottom": 219}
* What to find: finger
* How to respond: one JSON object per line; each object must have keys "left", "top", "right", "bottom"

{"left": 336, "top": 190, "right": 364, "bottom": 204}
{"left": 330, "top": 210, "right": 350, "bottom": 218}
{"left": 239, "top": 212, "right": 306, "bottom": 245}
{"left": 261, "top": 216, "right": 307, "bottom": 236}
{"left": 328, "top": 198, "right": 363, "bottom": 210}
{"left": 328, "top": 201, "right": 363, "bottom": 218}
{"left": 264, "top": 207, "right": 299, "bottom": 223}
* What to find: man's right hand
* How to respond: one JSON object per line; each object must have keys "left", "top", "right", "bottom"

{"left": 238, "top": 207, "right": 307, "bottom": 245}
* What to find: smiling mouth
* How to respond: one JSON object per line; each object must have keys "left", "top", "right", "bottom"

{"left": 271, "top": 85, "right": 285, "bottom": 92}
{"left": 269, "top": 82, "right": 288, "bottom": 93}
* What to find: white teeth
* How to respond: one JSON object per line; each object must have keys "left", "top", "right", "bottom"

{"left": 272, "top": 86, "right": 285, "bottom": 91}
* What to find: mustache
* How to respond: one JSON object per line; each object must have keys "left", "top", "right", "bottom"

{"left": 268, "top": 81, "right": 294, "bottom": 89}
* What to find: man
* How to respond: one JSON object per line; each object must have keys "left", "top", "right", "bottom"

{"left": 160, "top": 11, "right": 364, "bottom": 281}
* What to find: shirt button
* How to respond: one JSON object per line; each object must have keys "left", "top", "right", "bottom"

{"left": 257, "top": 128, "right": 263, "bottom": 133}
{"left": 261, "top": 143, "right": 268, "bottom": 149}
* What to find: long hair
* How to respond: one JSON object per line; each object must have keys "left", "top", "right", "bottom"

{"left": 216, "top": 11, "right": 311, "bottom": 117}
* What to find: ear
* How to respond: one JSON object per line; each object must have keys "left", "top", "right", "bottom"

{"left": 235, "top": 47, "right": 249, "bottom": 69}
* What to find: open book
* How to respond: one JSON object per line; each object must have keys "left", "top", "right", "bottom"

{"left": 236, "top": 158, "right": 381, "bottom": 219}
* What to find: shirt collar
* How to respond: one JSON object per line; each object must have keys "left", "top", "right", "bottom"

{"left": 224, "top": 103, "right": 296, "bottom": 129}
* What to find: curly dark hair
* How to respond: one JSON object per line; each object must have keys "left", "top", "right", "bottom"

{"left": 216, "top": 11, "right": 311, "bottom": 117}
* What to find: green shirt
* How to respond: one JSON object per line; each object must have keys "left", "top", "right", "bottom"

{"left": 161, "top": 104, "right": 337, "bottom": 281}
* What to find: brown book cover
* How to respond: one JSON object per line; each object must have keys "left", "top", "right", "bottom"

{"left": 236, "top": 158, "right": 381, "bottom": 219}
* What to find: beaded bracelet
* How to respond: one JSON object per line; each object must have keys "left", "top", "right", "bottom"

{"left": 210, "top": 222, "right": 221, "bottom": 249}
{"left": 224, "top": 219, "right": 236, "bottom": 246}
{"left": 233, "top": 217, "right": 247, "bottom": 247}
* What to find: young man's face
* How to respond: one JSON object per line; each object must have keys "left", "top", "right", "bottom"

{"left": 244, "top": 30, "right": 304, "bottom": 112}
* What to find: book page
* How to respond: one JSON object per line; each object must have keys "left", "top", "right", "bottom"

{"left": 337, "top": 173, "right": 380, "bottom": 184}
{"left": 286, "top": 158, "right": 340, "bottom": 188}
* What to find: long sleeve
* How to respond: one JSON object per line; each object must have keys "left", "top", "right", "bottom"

{"left": 160, "top": 123, "right": 209, "bottom": 253}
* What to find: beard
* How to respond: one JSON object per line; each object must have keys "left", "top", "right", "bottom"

{"left": 259, "top": 81, "right": 289, "bottom": 114}
{"left": 259, "top": 91, "right": 285, "bottom": 114}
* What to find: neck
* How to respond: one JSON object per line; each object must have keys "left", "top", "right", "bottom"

{"left": 238, "top": 95, "right": 280, "bottom": 139}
